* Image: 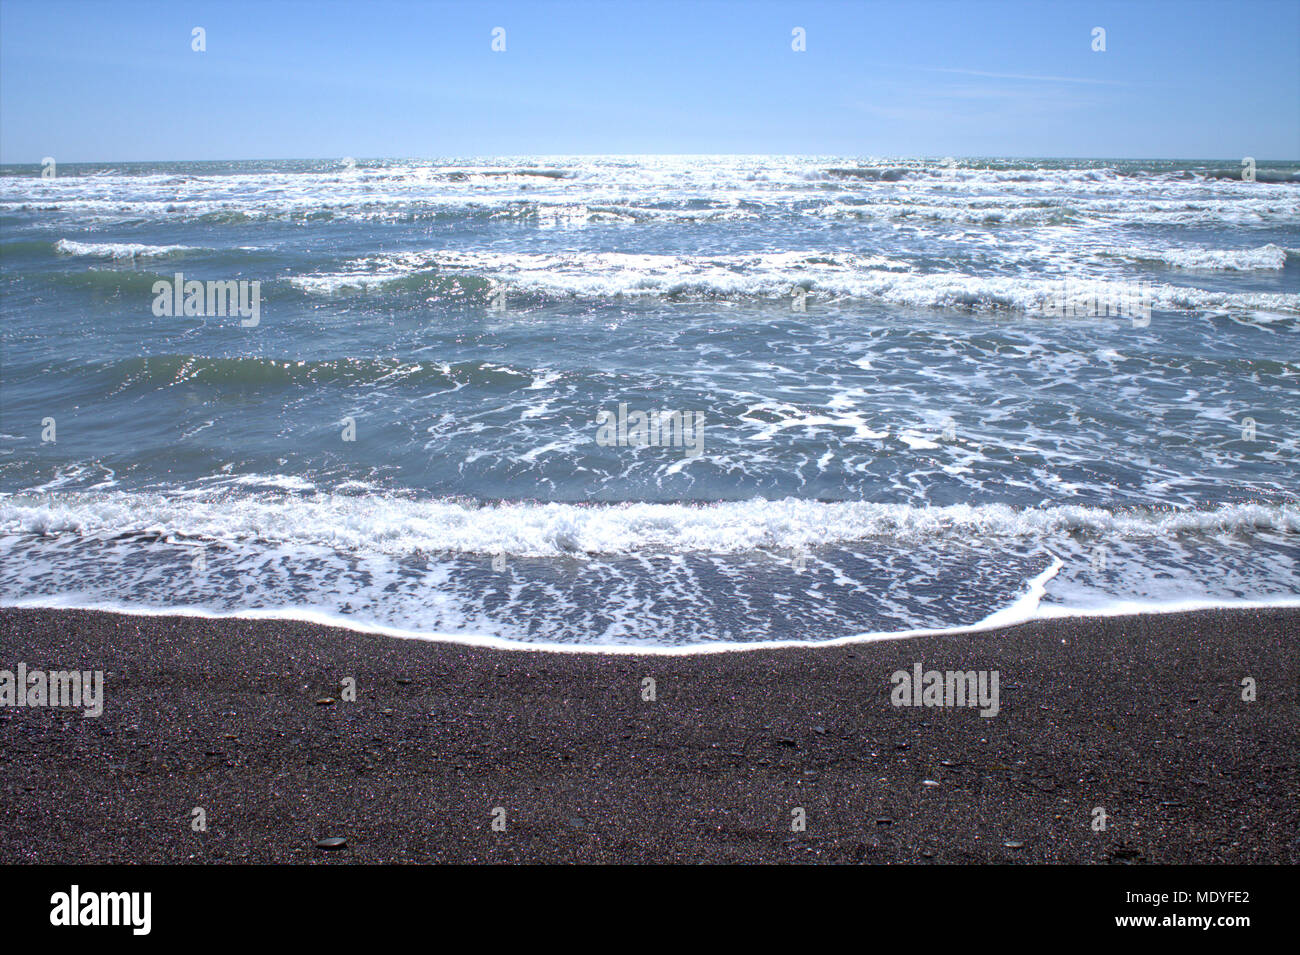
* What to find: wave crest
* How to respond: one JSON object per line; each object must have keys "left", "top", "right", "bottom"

{"left": 3, "top": 492, "right": 1296, "bottom": 558}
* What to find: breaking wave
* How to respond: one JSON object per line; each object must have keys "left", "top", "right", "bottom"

{"left": 5, "top": 492, "right": 1296, "bottom": 558}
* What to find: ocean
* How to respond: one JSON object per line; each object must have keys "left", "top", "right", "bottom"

{"left": 1, "top": 156, "right": 1297, "bottom": 649}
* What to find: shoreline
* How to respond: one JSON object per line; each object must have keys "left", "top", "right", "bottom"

{"left": 1, "top": 605, "right": 1297, "bottom": 863}
{"left": 7, "top": 585, "right": 1299, "bottom": 655}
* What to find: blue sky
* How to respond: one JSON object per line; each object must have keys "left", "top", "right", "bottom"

{"left": 2, "top": 0, "right": 1296, "bottom": 161}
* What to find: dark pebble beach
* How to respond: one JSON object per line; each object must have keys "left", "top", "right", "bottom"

{"left": 0, "top": 606, "right": 1296, "bottom": 864}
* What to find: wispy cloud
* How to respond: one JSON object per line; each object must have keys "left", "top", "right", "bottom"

{"left": 918, "top": 67, "right": 1127, "bottom": 87}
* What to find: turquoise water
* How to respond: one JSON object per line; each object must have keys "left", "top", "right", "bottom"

{"left": 1, "top": 156, "right": 1297, "bottom": 645}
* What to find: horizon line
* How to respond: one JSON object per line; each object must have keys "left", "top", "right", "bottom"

{"left": 4, "top": 153, "right": 1299, "bottom": 165}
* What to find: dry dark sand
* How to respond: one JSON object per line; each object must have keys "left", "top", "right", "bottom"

{"left": 0, "top": 606, "right": 1296, "bottom": 864}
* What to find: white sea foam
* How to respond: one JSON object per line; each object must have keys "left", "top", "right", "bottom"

{"left": 3, "top": 492, "right": 1296, "bottom": 558}
{"left": 9, "top": 157, "right": 1296, "bottom": 230}
{"left": 3, "top": 560, "right": 1297, "bottom": 655}
{"left": 54, "top": 238, "right": 196, "bottom": 259}
{"left": 289, "top": 249, "right": 1300, "bottom": 315}
{"left": 1114, "top": 243, "right": 1290, "bottom": 271}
